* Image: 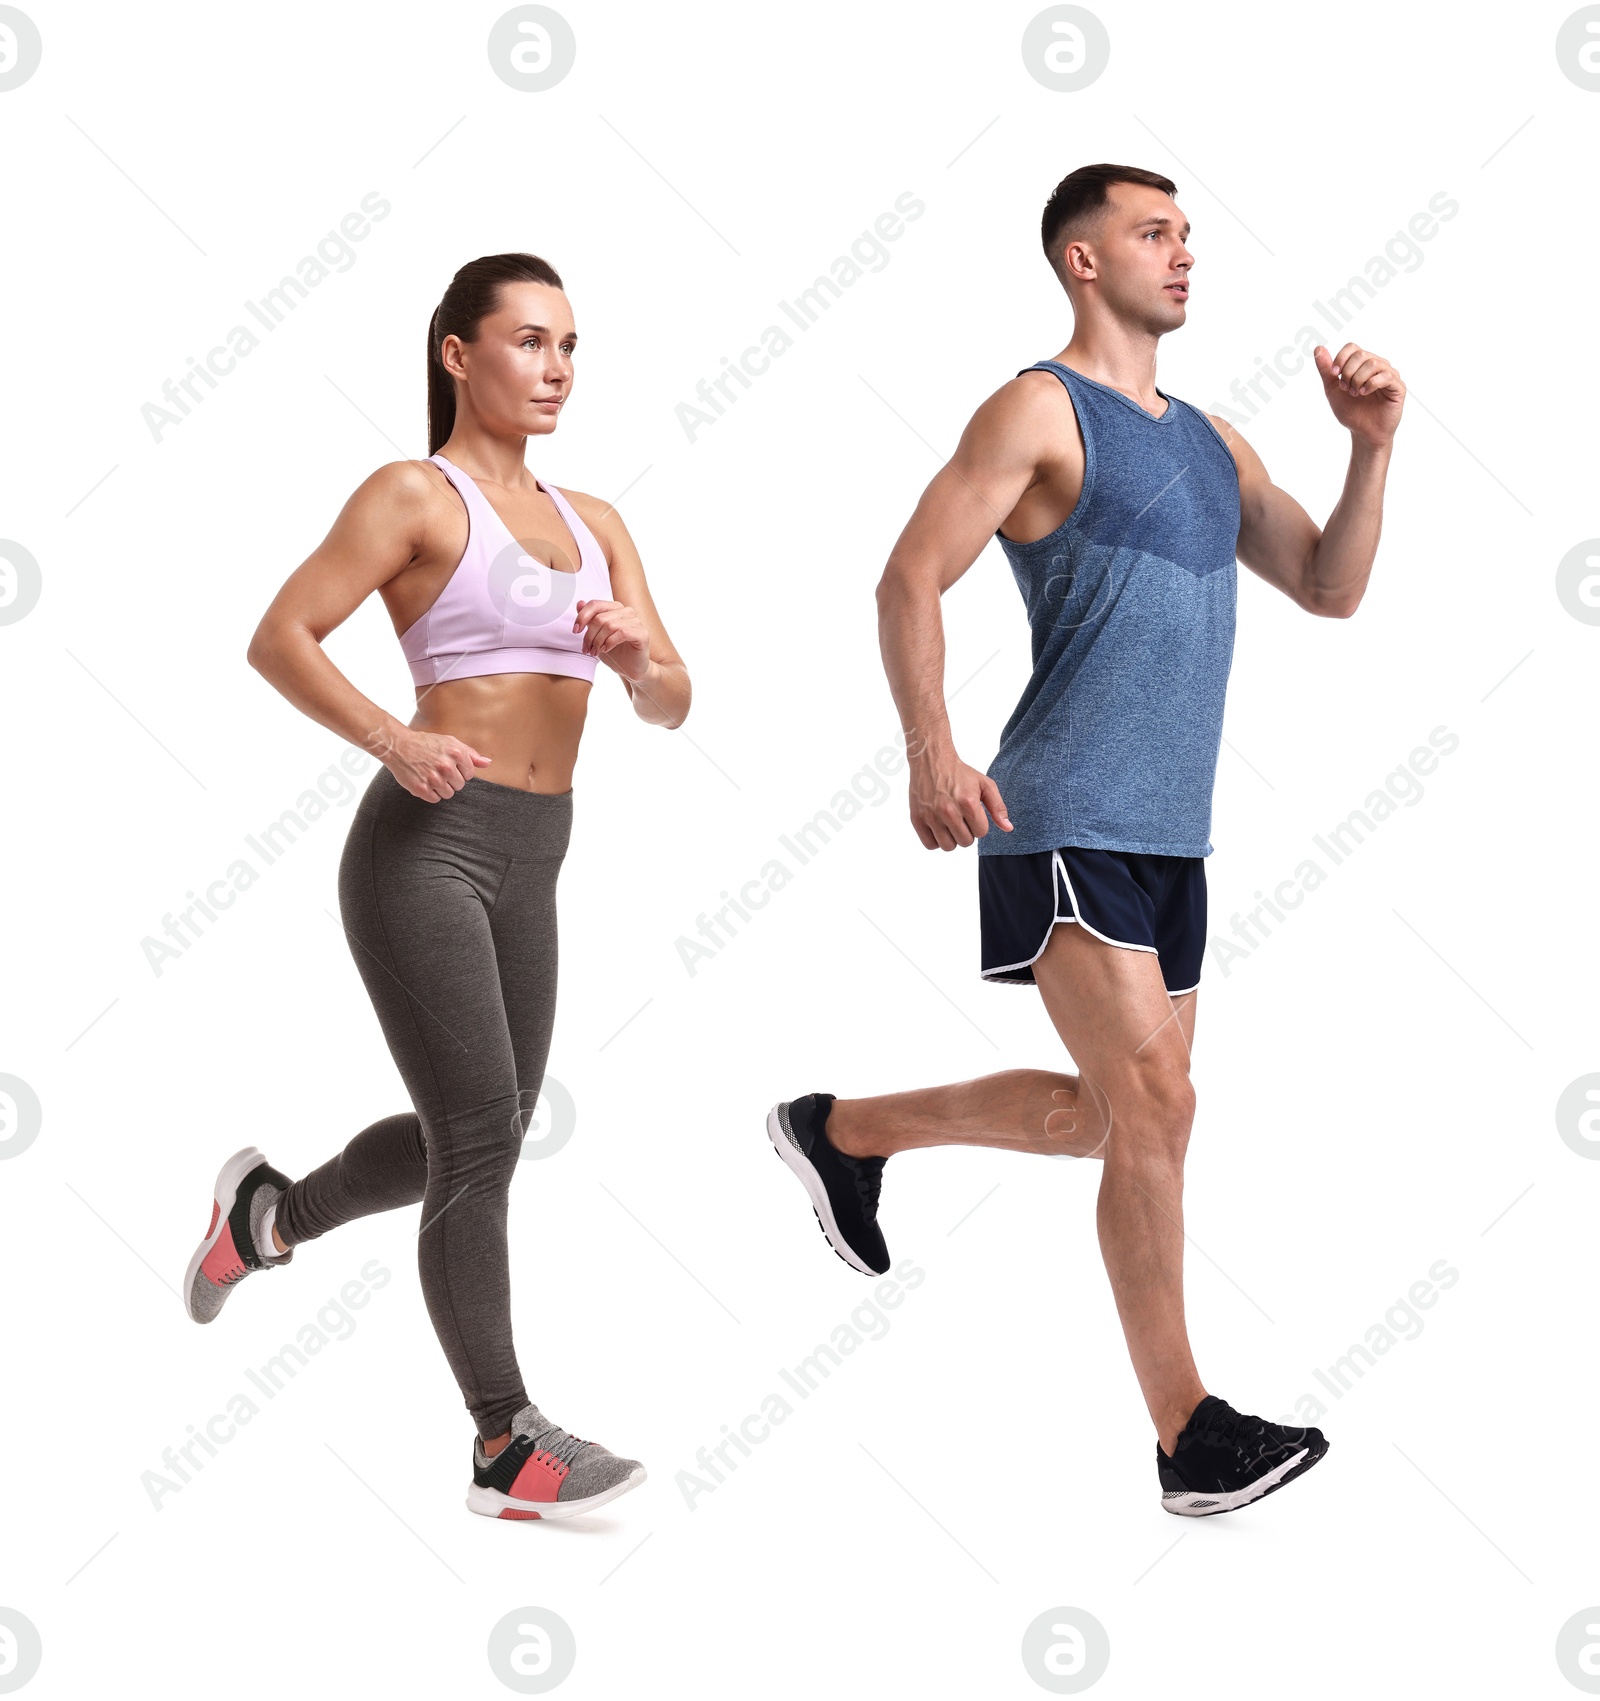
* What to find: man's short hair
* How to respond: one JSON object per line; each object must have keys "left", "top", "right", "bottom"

{"left": 1041, "top": 164, "right": 1178, "bottom": 285}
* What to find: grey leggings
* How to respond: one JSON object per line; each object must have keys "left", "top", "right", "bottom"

{"left": 274, "top": 763, "right": 570, "bottom": 1439}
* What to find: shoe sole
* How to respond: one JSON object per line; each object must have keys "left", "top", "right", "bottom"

{"left": 182, "top": 1145, "right": 267, "bottom": 1323}
{"left": 764, "top": 1103, "right": 878, "bottom": 1276}
{"left": 1161, "top": 1437, "right": 1329, "bottom": 1516}
{"left": 466, "top": 1465, "right": 647, "bottom": 1521}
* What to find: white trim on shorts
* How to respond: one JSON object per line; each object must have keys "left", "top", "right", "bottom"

{"left": 1051, "top": 851, "right": 1161, "bottom": 956}
{"left": 980, "top": 849, "right": 1156, "bottom": 981}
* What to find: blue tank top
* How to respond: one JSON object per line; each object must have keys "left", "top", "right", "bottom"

{"left": 978, "top": 360, "right": 1240, "bottom": 860}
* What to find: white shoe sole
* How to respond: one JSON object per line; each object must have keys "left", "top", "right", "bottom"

{"left": 1161, "top": 1446, "right": 1312, "bottom": 1516}
{"left": 764, "top": 1104, "right": 876, "bottom": 1276}
{"left": 466, "top": 1465, "right": 647, "bottom": 1521}
{"left": 182, "top": 1144, "right": 267, "bottom": 1323}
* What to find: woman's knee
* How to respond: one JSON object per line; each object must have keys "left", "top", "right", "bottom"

{"left": 430, "top": 1095, "right": 531, "bottom": 1182}
{"left": 488, "top": 1096, "right": 533, "bottom": 1171}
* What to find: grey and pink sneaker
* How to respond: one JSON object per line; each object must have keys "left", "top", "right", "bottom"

{"left": 466, "top": 1402, "right": 646, "bottom": 1521}
{"left": 184, "top": 1146, "right": 293, "bottom": 1323}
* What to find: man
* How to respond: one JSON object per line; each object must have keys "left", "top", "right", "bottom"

{"left": 766, "top": 163, "right": 1404, "bottom": 1516}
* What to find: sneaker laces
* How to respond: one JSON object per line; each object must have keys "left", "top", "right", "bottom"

{"left": 813, "top": 1097, "right": 884, "bottom": 1223}
{"left": 1194, "top": 1402, "right": 1291, "bottom": 1466}
{"left": 848, "top": 1153, "right": 884, "bottom": 1221}
{"left": 1206, "top": 1406, "right": 1263, "bottom": 1448}
{"left": 520, "top": 1417, "right": 589, "bottom": 1469}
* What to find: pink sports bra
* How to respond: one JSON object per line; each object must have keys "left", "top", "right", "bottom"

{"left": 399, "top": 453, "right": 613, "bottom": 688}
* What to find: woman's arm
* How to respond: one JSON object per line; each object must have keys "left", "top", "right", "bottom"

{"left": 245, "top": 459, "right": 490, "bottom": 797}
{"left": 567, "top": 491, "right": 690, "bottom": 729}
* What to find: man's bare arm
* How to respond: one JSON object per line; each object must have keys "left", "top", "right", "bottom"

{"left": 1211, "top": 341, "right": 1404, "bottom": 619}
{"left": 877, "top": 379, "right": 1067, "bottom": 850}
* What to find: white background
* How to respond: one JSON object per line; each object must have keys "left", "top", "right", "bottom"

{"left": 1, "top": 1, "right": 1594, "bottom": 1695}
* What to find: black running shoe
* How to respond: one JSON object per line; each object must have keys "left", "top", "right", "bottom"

{"left": 766, "top": 1093, "right": 888, "bottom": 1275}
{"left": 1158, "top": 1394, "right": 1328, "bottom": 1516}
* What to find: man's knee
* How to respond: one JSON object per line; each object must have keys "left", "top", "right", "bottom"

{"left": 1104, "top": 1059, "right": 1195, "bottom": 1156}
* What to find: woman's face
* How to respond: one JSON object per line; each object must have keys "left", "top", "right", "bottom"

{"left": 445, "top": 280, "right": 576, "bottom": 438}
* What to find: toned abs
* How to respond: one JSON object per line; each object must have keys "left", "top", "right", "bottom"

{"left": 382, "top": 459, "right": 593, "bottom": 794}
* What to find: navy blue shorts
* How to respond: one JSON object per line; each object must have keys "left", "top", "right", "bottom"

{"left": 979, "top": 846, "right": 1206, "bottom": 993}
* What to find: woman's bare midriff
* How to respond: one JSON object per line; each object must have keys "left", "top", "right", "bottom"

{"left": 410, "top": 672, "right": 592, "bottom": 793}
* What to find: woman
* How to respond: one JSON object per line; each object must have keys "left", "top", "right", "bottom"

{"left": 181, "top": 253, "right": 689, "bottom": 1521}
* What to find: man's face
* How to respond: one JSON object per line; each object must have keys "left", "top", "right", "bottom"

{"left": 1067, "top": 183, "right": 1194, "bottom": 333}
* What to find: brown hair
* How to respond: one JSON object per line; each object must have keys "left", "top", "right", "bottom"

{"left": 1040, "top": 164, "right": 1177, "bottom": 286}
{"left": 426, "top": 253, "right": 565, "bottom": 453}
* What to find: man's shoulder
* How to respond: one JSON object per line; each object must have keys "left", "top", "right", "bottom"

{"left": 1165, "top": 394, "right": 1244, "bottom": 464}
{"left": 967, "top": 364, "right": 1080, "bottom": 450}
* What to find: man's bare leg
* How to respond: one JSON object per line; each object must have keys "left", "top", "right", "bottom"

{"left": 1031, "top": 924, "right": 1204, "bottom": 1453}
{"left": 825, "top": 988, "right": 1195, "bottom": 1168}
{"left": 821, "top": 923, "right": 1203, "bottom": 1451}
{"left": 826, "top": 1066, "right": 1116, "bottom": 1161}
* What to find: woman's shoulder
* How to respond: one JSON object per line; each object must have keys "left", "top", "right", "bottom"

{"left": 332, "top": 458, "right": 456, "bottom": 530}
{"left": 362, "top": 456, "right": 451, "bottom": 500}
{"left": 555, "top": 485, "right": 629, "bottom": 546}
{"left": 551, "top": 483, "right": 606, "bottom": 518}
